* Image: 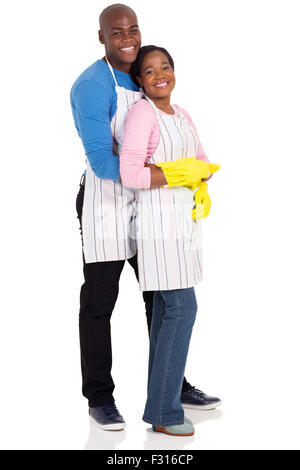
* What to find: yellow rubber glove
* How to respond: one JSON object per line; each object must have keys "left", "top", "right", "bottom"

{"left": 191, "top": 182, "right": 212, "bottom": 220}
{"left": 156, "top": 157, "right": 220, "bottom": 190}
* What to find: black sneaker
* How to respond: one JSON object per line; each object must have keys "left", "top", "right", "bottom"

{"left": 89, "top": 401, "right": 126, "bottom": 430}
{"left": 181, "top": 385, "right": 222, "bottom": 410}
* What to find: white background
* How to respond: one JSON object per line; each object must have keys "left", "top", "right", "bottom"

{"left": 1, "top": 0, "right": 300, "bottom": 450}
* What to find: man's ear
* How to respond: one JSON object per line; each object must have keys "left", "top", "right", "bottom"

{"left": 98, "top": 30, "right": 105, "bottom": 44}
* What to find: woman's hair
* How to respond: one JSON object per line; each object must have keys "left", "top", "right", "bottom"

{"left": 130, "top": 45, "right": 175, "bottom": 87}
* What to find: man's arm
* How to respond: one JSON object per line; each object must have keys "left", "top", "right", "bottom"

{"left": 71, "top": 79, "right": 120, "bottom": 181}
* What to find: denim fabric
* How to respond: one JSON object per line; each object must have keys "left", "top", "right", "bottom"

{"left": 142, "top": 288, "right": 197, "bottom": 426}
{"left": 76, "top": 181, "right": 192, "bottom": 407}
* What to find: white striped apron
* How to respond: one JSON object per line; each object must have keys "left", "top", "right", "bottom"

{"left": 81, "top": 60, "right": 143, "bottom": 262}
{"left": 136, "top": 96, "right": 203, "bottom": 291}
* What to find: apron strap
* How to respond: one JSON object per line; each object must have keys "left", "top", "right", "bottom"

{"left": 105, "top": 57, "right": 118, "bottom": 87}
{"left": 106, "top": 57, "right": 144, "bottom": 96}
{"left": 144, "top": 95, "right": 160, "bottom": 118}
{"left": 144, "top": 95, "right": 184, "bottom": 119}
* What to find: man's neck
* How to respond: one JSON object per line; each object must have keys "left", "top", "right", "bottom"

{"left": 102, "top": 56, "right": 131, "bottom": 74}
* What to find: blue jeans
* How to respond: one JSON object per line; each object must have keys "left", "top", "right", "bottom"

{"left": 142, "top": 288, "right": 197, "bottom": 427}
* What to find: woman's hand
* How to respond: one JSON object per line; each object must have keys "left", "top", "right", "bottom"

{"left": 202, "top": 174, "right": 213, "bottom": 182}
{"left": 155, "top": 158, "right": 220, "bottom": 190}
{"left": 145, "top": 162, "right": 213, "bottom": 186}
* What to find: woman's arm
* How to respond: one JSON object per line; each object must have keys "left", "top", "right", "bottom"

{"left": 120, "top": 100, "right": 166, "bottom": 188}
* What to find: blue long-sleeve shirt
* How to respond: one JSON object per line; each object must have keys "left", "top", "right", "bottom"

{"left": 70, "top": 59, "right": 139, "bottom": 181}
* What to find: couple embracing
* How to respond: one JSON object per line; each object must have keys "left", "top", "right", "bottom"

{"left": 70, "top": 3, "right": 221, "bottom": 437}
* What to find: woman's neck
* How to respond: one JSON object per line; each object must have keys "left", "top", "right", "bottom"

{"left": 151, "top": 96, "right": 174, "bottom": 115}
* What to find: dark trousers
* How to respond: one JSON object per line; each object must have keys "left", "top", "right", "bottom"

{"left": 76, "top": 180, "right": 190, "bottom": 407}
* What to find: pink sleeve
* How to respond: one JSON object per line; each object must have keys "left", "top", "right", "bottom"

{"left": 174, "top": 105, "right": 209, "bottom": 162}
{"left": 120, "top": 99, "right": 157, "bottom": 189}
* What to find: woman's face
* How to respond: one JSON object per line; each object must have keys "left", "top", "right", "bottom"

{"left": 137, "top": 51, "right": 175, "bottom": 100}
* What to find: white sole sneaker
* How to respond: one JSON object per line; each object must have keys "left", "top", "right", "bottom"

{"left": 182, "top": 401, "right": 222, "bottom": 410}
{"left": 89, "top": 415, "right": 126, "bottom": 431}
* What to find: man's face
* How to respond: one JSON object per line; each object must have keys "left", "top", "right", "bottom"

{"left": 99, "top": 10, "right": 141, "bottom": 67}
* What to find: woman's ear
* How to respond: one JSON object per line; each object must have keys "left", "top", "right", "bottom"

{"left": 136, "top": 76, "right": 143, "bottom": 88}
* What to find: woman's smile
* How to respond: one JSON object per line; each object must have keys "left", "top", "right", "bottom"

{"left": 154, "top": 80, "right": 169, "bottom": 88}
{"left": 137, "top": 50, "right": 176, "bottom": 103}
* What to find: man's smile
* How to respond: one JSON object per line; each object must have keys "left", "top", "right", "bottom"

{"left": 119, "top": 46, "right": 136, "bottom": 53}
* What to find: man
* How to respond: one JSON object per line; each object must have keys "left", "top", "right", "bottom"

{"left": 70, "top": 3, "right": 221, "bottom": 431}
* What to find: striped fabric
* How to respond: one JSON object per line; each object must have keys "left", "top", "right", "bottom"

{"left": 81, "top": 61, "right": 143, "bottom": 262}
{"left": 136, "top": 96, "right": 203, "bottom": 291}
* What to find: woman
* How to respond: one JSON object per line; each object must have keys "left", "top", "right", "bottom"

{"left": 120, "top": 46, "right": 220, "bottom": 436}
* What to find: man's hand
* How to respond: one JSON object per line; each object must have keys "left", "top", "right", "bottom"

{"left": 144, "top": 162, "right": 167, "bottom": 187}
{"left": 144, "top": 162, "right": 156, "bottom": 168}
{"left": 113, "top": 138, "right": 119, "bottom": 156}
